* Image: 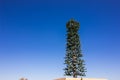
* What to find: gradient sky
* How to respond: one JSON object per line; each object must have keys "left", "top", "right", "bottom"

{"left": 0, "top": 0, "right": 120, "bottom": 80}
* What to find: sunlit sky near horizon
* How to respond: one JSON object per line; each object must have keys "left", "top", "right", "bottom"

{"left": 0, "top": 0, "right": 120, "bottom": 80}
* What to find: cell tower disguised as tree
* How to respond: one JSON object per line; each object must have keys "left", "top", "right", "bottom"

{"left": 64, "top": 19, "right": 86, "bottom": 79}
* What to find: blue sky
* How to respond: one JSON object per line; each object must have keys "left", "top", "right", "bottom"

{"left": 0, "top": 0, "right": 120, "bottom": 80}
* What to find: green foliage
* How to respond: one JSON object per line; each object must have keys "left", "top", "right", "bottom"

{"left": 64, "top": 19, "right": 86, "bottom": 78}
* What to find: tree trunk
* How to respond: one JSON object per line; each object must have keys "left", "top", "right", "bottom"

{"left": 73, "top": 72, "right": 77, "bottom": 78}
{"left": 81, "top": 77, "right": 83, "bottom": 80}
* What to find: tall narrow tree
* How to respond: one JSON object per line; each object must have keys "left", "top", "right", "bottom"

{"left": 64, "top": 19, "right": 86, "bottom": 79}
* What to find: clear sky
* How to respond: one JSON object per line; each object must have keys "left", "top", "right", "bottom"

{"left": 0, "top": 0, "right": 120, "bottom": 80}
